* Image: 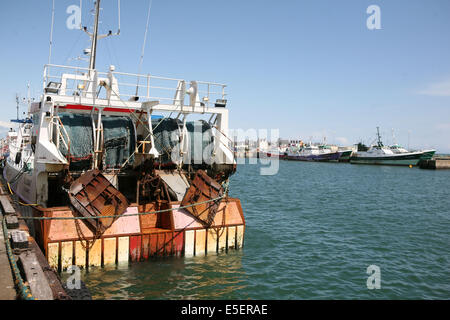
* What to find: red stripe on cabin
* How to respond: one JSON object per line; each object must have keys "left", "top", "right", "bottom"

{"left": 104, "top": 107, "right": 132, "bottom": 113}
{"left": 60, "top": 104, "right": 97, "bottom": 111}
{"left": 60, "top": 104, "right": 140, "bottom": 114}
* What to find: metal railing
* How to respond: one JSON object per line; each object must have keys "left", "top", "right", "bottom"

{"left": 43, "top": 64, "right": 227, "bottom": 108}
{"left": 49, "top": 115, "right": 71, "bottom": 153}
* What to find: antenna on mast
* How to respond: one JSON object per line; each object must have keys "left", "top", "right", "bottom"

{"left": 376, "top": 126, "right": 383, "bottom": 147}
{"left": 135, "top": 0, "right": 153, "bottom": 99}
{"left": 48, "top": 0, "right": 55, "bottom": 65}
{"left": 391, "top": 128, "right": 397, "bottom": 145}
{"left": 82, "top": 0, "right": 121, "bottom": 72}
{"left": 408, "top": 130, "right": 411, "bottom": 150}
{"left": 15, "top": 94, "right": 19, "bottom": 120}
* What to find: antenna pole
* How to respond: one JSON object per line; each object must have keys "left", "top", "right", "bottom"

{"left": 15, "top": 94, "right": 19, "bottom": 120}
{"left": 135, "top": 0, "right": 153, "bottom": 97}
{"left": 118, "top": 0, "right": 121, "bottom": 34}
{"left": 48, "top": 0, "right": 55, "bottom": 65}
{"left": 376, "top": 127, "right": 382, "bottom": 147}
{"left": 27, "top": 82, "right": 31, "bottom": 111}
{"left": 408, "top": 130, "right": 411, "bottom": 150}
{"left": 89, "top": 0, "right": 101, "bottom": 71}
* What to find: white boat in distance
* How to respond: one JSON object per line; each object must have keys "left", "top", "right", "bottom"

{"left": 350, "top": 127, "right": 435, "bottom": 166}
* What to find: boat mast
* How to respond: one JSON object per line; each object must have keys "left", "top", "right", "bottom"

{"left": 89, "top": 0, "right": 100, "bottom": 71}
{"left": 376, "top": 127, "right": 383, "bottom": 147}
{"left": 15, "top": 94, "right": 19, "bottom": 120}
{"left": 82, "top": 0, "right": 120, "bottom": 74}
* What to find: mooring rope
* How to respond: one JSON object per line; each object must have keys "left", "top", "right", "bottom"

{"left": 1, "top": 217, "right": 35, "bottom": 300}
{"left": 7, "top": 182, "right": 39, "bottom": 207}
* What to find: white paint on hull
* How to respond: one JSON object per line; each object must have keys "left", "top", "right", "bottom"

{"left": 3, "top": 162, "right": 36, "bottom": 204}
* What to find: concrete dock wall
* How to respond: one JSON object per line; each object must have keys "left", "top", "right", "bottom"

{"left": 0, "top": 181, "right": 70, "bottom": 300}
{"left": 0, "top": 209, "right": 16, "bottom": 300}
{"left": 419, "top": 157, "right": 450, "bottom": 170}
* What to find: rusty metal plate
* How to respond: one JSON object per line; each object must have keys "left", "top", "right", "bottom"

{"left": 69, "top": 170, "right": 129, "bottom": 234}
{"left": 180, "top": 170, "right": 223, "bottom": 226}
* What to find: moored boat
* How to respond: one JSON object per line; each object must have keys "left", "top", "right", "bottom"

{"left": 2, "top": 0, "right": 245, "bottom": 271}
{"left": 350, "top": 127, "right": 435, "bottom": 166}
{"left": 286, "top": 144, "right": 342, "bottom": 162}
{"left": 337, "top": 149, "right": 353, "bottom": 162}
{"left": 260, "top": 147, "right": 288, "bottom": 159}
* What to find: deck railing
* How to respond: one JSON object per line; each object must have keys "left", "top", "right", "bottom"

{"left": 43, "top": 64, "right": 227, "bottom": 108}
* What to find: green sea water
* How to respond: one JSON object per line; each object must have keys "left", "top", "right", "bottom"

{"left": 78, "top": 160, "right": 450, "bottom": 299}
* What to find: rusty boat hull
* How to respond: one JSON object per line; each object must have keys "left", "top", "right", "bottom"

{"left": 32, "top": 197, "right": 245, "bottom": 271}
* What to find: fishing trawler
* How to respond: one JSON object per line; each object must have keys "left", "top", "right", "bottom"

{"left": 286, "top": 144, "right": 343, "bottom": 162}
{"left": 350, "top": 127, "right": 435, "bottom": 166}
{"left": 260, "top": 147, "right": 288, "bottom": 159}
{"left": 2, "top": 0, "right": 245, "bottom": 271}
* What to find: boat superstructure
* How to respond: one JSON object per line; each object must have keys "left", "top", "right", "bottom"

{"left": 2, "top": 0, "right": 245, "bottom": 270}
{"left": 5, "top": 62, "right": 236, "bottom": 206}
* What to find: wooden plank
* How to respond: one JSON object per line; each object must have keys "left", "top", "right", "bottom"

{"left": 0, "top": 195, "right": 15, "bottom": 215}
{"left": 184, "top": 230, "right": 194, "bottom": 257}
{"left": 88, "top": 240, "right": 101, "bottom": 267}
{"left": 60, "top": 241, "right": 73, "bottom": 271}
{"left": 103, "top": 238, "right": 116, "bottom": 265}
{"left": 207, "top": 228, "right": 218, "bottom": 254}
{"left": 19, "top": 251, "right": 54, "bottom": 300}
{"left": 75, "top": 241, "right": 86, "bottom": 268}
{"left": 195, "top": 229, "right": 206, "bottom": 256}
{"left": 47, "top": 242, "right": 59, "bottom": 270}
{"left": 227, "top": 226, "right": 236, "bottom": 250}
{"left": 218, "top": 227, "right": 227, "bottom": 253}
{"left": 236, "top": 225, "right": 244, "bottom": 249}
{"left": 117, "top": 237, "right": 129, "bottom": 264}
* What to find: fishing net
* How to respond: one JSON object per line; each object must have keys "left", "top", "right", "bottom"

{"left": 102, "top": 116, "right": 136, "bottom": 168}
{"left": 58, "top": 113, "right": 136, "bottom": 170}
{"left": 151, "top": 118, "right": 182, "bottom": 164}
{"left": 58, "top": 113, "right": 94, "bottom": 170}
{"left": 185, "top": 120, "right": 214, "bottom": 164}
{"left": 58, "top": 113, "right": 213, "bottom": 168}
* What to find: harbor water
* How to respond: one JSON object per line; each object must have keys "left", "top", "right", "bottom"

{"left": 75, "top": 160, "right": 450, "bottom": 299}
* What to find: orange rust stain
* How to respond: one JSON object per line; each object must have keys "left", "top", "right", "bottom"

{"left": 129, "top": 236, "right": 141, "bottom": 262}
{"left": 157, "top": 233, "right": 166, "bottom": 256}
{"left": 45, "top": 207, "right": 140, "bottom": 242}
{"left": 173, "top": 231, "right": 184, "bottom": 256}
{"left": 164, "top": 232, "right": 173, "bottom": 256}
{"left": 142, "top": 235, "right": 150, "bottom": 260}
{"left": 149, "top": 234, "right": 158, "bottom": 256}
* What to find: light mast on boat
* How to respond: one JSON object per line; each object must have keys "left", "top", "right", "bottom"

{"left": 82, "top": 0, "right": 120, "bottom": 74}
{"left": 376, "top": 126, "right": 383, "bottom": 147}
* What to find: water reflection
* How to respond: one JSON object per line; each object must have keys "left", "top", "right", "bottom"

{"left": 74, "top": 250, "right": 247, "bottom": 300}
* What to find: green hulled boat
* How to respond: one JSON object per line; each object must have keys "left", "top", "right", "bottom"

{"left": 350, "top": 128, "right": 435, "bottom": 166}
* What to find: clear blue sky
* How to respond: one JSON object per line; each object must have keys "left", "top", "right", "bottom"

{"left": 1, "top": 0, "right": 450, "bottom": 152}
